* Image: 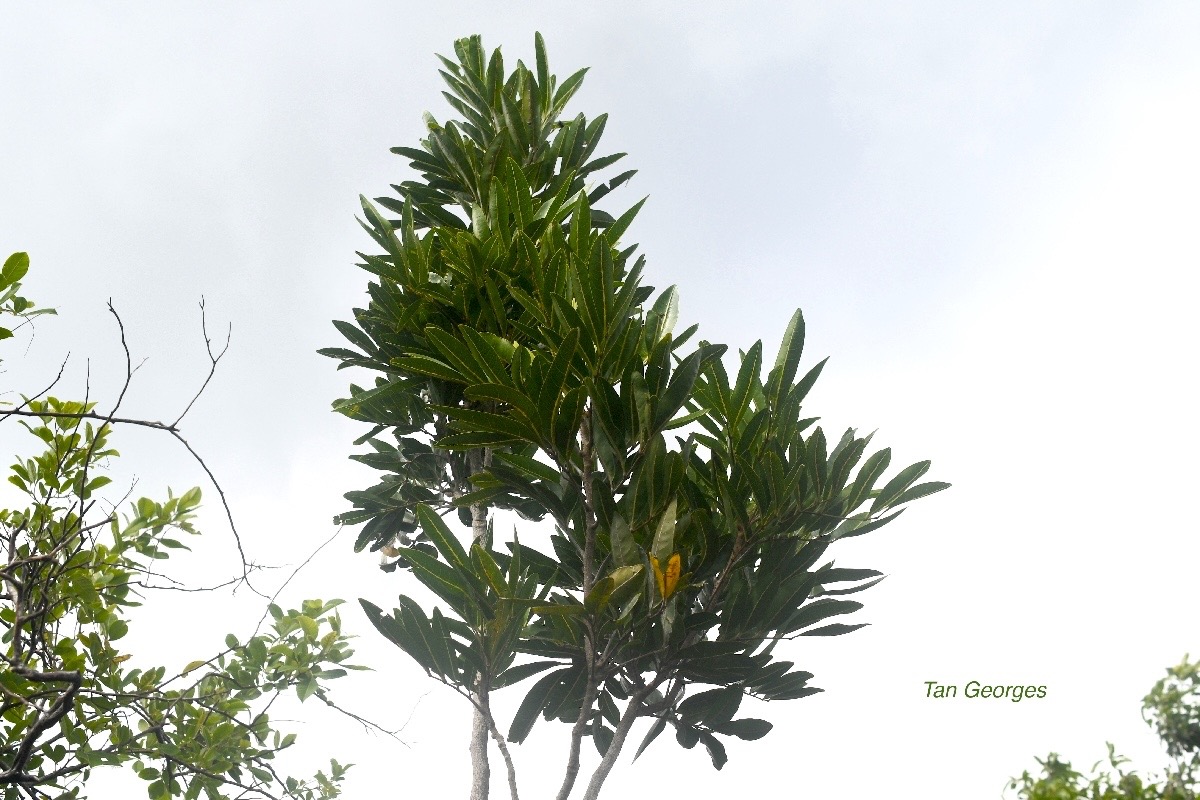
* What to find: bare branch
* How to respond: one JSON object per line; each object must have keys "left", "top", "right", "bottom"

{"left": 171, "top": 296, "right": 231, "bottom": 429}
{"left": 316, "top": 693, "right": 411, "bottom": 743}
{"left": 251, "top": 523, "right": 343, "bottom": 637}
{"left": 0, "top": 354, "right": 68, "bottom": 426}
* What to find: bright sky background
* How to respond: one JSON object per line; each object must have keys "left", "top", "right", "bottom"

{"left": 3, "top": 3, "right": 1199, "bottom": 798}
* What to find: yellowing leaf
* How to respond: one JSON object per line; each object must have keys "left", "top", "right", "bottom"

{"left": 651, "top": 553, "right": 682, "bottom": 599}
{"left": 663, "top": 553, "right": 681, "bottom": 598}
{"left": 650, "top": 556, "right": 665, "bottom": 598}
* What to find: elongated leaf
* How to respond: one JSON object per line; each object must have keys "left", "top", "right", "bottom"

{"left": 633, "top": 716, "right": 667, "bottom": 761}
{"left": 663, "top": 406, "right": 709, "bottom": 431}
{"left": 399, "top": 547, "right": 475, "bottom": 620}
{"left": 395, "top": 354, "right": 466, "bottom": 384}
{"left": 593, "top": 724, "right": 614, "bottom": 756}
{"left": 891, "top": 480, "right": 950, "bottom": 507}
{"left": 508, "top": 667, "right": 571, "bottom": 743}
{"left": 360, "top": 600, "right": 428, "bottom": 669}
{"left": 471, "top": 541, "right": 509, "bottom": 595}
{"left": 870, "top": 460, "right": 931, "bottom": 513}
{"left": 493, "top": 451, "right": 561, "bottom": 484}
{"left": 543, "top": 664, "right": 588, "bottom": 721}
{"left": 538, "top": 327, "right": 579, "bottom": 429}
{"left": 728, "top": 340, "right": 762, "bottom": 429}
{"left": 415, "top": 504, "right": 471, "bottom": 572}
{"left": 534, "top": 32, "right": 550, "bottom": 108}
{"left": 781, "top": 598, "right": 863, "bottom": 635}
{"left": 441, "top": 405, "right": 537, "bottom": 443}
{"left": 584, "top": 565, "right": 643, "bottom": 614}
{"left": 465, "top": 384, "right": 540, "bottom": 424}
{"left": 332, "top": 320, "right": 376, "bottom": 356}
{"left": 426, "top": 326, "right": 489, "bottom": 383}
{"left": 816, "top": 575, "right": 886, "bottom": 596}
{"left": 817, "top": 567, "right": 883, "bottom": 584}
{"left": 768, "top": 308, "right": 804, "bottom": 403}
{"left": 428, "top": 608, "right": 460, "bottom": 681}
{"left": 650, "top": 499, "right": 677, "bottom": 564}
{"left": 831, "top": 509, "right": 903, "bottom": 540}
{"left": 653, "top": 349, "right": 702, "bottom": 433}
{"left": 609, "top": 514, "right": 638, "bottom": 567}
{"left": 437, "top": 431, "right": 524, "bottom": 450}
{"left": 800, "top": 622, "right": 869, "bottom": 637}
{"left": 492, "top": 659, "right": 561, "bottom": 690}
{"left": 552, "top": 67, "right": 589, "bottom": 115}
{"left": 789, "top": 357, "right": 827, "bottom": 407}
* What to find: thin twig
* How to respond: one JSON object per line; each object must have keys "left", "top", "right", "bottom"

{"left": 252, "top": 524, "right": 344, "bottom": 638}
{"left": 171, "top": 297, "right": 230, "bottom": 429}
{"left": 0, "top": 355, "right": 68, "bottom": 426}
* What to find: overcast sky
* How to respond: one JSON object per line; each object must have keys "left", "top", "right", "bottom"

{"left": 3, "top": 3, "right": 1199, "bottom": 798}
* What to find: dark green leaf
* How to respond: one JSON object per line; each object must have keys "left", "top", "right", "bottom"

{"left": 799, "top": 622, "right": 869, "bottom": 637}
{"left": 768, "top": 308, "right": 804, "bottom": 404}
{"left": 633, "top": 716, "right": 667, "bottom": 761}
{"left": 699, "top": 732, "right": 728, "bottom": 770}
{"left": 508, "top": 667, "right": 572, "bottom": 743}
{"left": 678, "top": 686, "right": 742, "bottom": 728}
{"left": 713, "top": 718, "right": 773, "bottom": 740}
{"left": 493, "top": 660, "right": 562, "bottom": 690}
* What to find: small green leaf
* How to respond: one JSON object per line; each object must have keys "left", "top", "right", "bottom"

{"left": 297, "top": 615, "right": 319, "bottom": 639}
{"left": 1, "top": 251, "right": 30, "bottom": 287}
{"left": 296, "top": 674, "right": 318, "bottom": 702}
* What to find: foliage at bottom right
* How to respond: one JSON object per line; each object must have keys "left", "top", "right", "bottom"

{"left": 1008, "top": 656, "right": 1200, "bottom": 800}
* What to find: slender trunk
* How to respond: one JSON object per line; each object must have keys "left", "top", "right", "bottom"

{"left": 579, "top": 409, "right": 597, "bottom": 595}
{"left": 479, "top": 686, "right": 520, "bottom": 800}
{"left": 554, "top": 406, "right": 602, "bottom": 800}
{"left": 553, "top": 659, "right": 599, "bottom": 800}
{"left": 469, "top": 499, "right": 490, "bottom": 800}
{"left": 469, "top": 703, "right": 490, "bottom": 800}
{"left": 579, "top": 685, "right": 656, "bottom": 800}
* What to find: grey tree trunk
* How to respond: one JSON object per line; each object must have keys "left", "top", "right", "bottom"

{"left": 469, "top": 499, "right": 490, "bottom": 800}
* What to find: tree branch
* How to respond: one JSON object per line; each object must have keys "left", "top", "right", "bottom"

{"left": 580, "top": 679, "right": 663, "bottom": 800}
{"left": 170, "top": 296, "right": 231, "bottom": 428}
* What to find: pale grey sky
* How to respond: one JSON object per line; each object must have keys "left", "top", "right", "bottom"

{"left": 3, "top": 3, "right": 1199, "bottom": 797}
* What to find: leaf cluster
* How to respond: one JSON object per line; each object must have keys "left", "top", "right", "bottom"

{"left": 1009, "top": 659, "right": 1200, "bottom": 800}
{"left": 2, "top": 286, "right": 355, "bottom": 800}
{"left": 0, "top": 252, "right": 55, "bottom": 349}
{"left": 1007, "top": 746, "right": 1195, "bottom": 800}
